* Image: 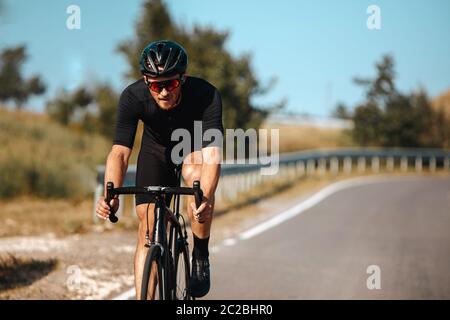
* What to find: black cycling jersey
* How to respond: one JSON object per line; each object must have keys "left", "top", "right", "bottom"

{"left": 113, "top": 76, "right": 223, "bottom": 152}
{"left": 112, "top": 76, "right": 223, "bottom": 205}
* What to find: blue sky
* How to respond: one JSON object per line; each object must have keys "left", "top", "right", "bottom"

{"left": 1, "top": 0, "right": 449, "bottom": 116}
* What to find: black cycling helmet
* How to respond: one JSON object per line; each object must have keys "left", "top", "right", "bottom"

{"left": 139, "top": 40, "right": 188, "bottom": 78}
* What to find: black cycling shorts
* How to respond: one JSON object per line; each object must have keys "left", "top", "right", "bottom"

{"left": 135, "top": 146, "right": 182, "bottom": 206}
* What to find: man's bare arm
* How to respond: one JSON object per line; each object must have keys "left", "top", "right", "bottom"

{"left": 104, "top": 145, "right": 132, "bottom": 194}
{"left": 200, "top": 146, "right": 221, "bottom": 200}
{"left": 95, "top": 145, "right": 132, "bottom": 219}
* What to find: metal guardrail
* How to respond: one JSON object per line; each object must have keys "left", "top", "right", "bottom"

{"left": 94, "top": 148, "right": 450, "bottom": 221}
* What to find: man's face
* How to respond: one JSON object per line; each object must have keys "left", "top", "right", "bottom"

{"left": 144, "top": 74, "right": 183, "bottom": 111}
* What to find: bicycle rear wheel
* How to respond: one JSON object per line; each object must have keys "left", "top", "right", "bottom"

{"left": 140, "top": 245, "right": 167, "bottom": 300}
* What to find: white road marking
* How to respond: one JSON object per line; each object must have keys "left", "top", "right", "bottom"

{"left": 112, "top": 287, "right": 136, "bottom": 300}
{"left": 222, "top": 238, "right": 237, "bottom": 246}
{"left": 209, "top": 245, "right": 221, "bottom": 253}
{"left": 239, "top": 175, "right": 401, "bottom": 240}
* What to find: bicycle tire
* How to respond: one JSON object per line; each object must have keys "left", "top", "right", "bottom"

{"left": 172, "top": 226, "right": 193, "bottom": 300}
{"left": 140, "top": 245, "right": 167, "bottom": 300}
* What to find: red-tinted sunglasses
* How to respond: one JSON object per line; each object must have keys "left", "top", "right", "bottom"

{"left": 146, "top": 78, "right": 181, "bottom": 93}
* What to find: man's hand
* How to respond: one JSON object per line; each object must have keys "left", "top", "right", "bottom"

{"left": 190, "top": 198, "right": 213, "bottom": 223}
{"left": 95, "top": 196, "right": 119, "bottom": 220}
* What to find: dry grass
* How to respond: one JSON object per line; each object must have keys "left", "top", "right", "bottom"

{"left": 261, "top": 123, "right": 355, "bottom": 153}
{"left": 0, "top": 193, "right": 144, "bottom": 237}
{"left": 0, "top": 107, "right": 110, "bottom": 199}
{"left": 432, "top": 88, "right": 450, "bottom": 119}
{"left": 0, "top": 197, "right": 95, "bottom": 237}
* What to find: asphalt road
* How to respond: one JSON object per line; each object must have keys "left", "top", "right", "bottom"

{"left": 207, "top": 175, "right": 450, "bottom": 299}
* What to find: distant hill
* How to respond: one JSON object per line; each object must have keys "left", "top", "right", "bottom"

{"left": 261, "top": 113, "right": 355, "bottom": 153}
{"left": 264, "top": 113, "right": 352, "bottom": 129}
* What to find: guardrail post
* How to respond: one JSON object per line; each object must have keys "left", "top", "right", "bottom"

{"left": 330, "top": 157, "right": 339, "bottom": 175}
{"left": 444, "top": 157, "right": 450, "bottom": 171}
{"left": 278, "top": 165, "right": 285, "bottom": 180}
{"left": 249, "top": 171, "right": 255, "bottom": 188}
{"left": 290, "top": 162, "right": 297, "bottom": 179}
{"left": 93, "top": 183, "right": 103, "bottom": 223}
{"left": 257, "top": 170, "right": 263, "bottom": 184}
{"left": 429, "top": 157, "right": 436, "bottom": 173}
{"left": 357, "top": 157, "right": 366, "bottom": 173}
{"left": 400, "top": 156, "right": 408, "bottom": 172}
{"left": 306, "top": 159, "right": 316, "bottom": 176}
{"left": 371, "top": 156, "right": 380, "bottom": 173}
{"left": 227, "top": 174, "right": 239, "bottom": 201}
{"left": 226, "top": 175, "right": 233, "bottom": 199}
{"left": 243, "top": 173, "right": 249, "bottom": 192}
{"left": 132, "top": 195, "right": 137, "bottom": 218}
{"left": 318, "top": 158, "right": 326, "bottom": 176}
{"left": 343, "top": 157, "right": 352, "bottom": 174}
{"left": 215, "top": 179, "right": 222, "bottom": 203}
{"left": 386, "top": 157, "right": 394, "bottom": 172}
{"left": 238, "top": 174, "right": 244, "bottom": 193}
{"left": 286, "top": 163, "right": 292, "bottom": 179}
{"left": 415, "top": 157, "right": 422, "bottom": 173}
{"left": 285, "top": 163, "right": 292, "bottom": 180}
{"left": 249, "top": 171, "right": 255, "bottom": 189}
{"left": 296, "top": 161, "right": 305, "bottom": 177}
{"left": 117, "top": 195, "right": 124, "bottom": 218}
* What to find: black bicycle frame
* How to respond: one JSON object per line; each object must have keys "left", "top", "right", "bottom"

{"left": 104, "top": 181, "right": 202, "bottom": 299}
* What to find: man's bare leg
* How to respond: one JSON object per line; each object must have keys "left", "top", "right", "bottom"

{"left": 181, "top": 151, "right": 213, "bottom": 239}
{"left": 182, "top": 153, "right": 214, "bottom": 297}
{"left": 134, "top": 203, "right": 155, "bottom": 299}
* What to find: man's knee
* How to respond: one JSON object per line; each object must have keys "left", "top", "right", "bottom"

{"left": 182, "top": 163, "right": 202, "bottom": 185}
{"left": 136, "top": 203, "right": 155, "bottom": 223}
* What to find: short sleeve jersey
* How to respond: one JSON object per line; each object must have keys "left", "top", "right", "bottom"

{"left": 113, "top": 76, "right": 224, "bottom": 154}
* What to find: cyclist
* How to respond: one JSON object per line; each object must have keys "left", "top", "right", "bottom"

{"left": 95, "top": 40, "right": 223, "bottom": 299}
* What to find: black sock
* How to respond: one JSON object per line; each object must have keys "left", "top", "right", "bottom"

{"left": 193, "top": 235, "right": 209, "bottom": 259}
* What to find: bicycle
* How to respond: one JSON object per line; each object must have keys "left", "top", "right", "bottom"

{"left": 105, "top": 179, "right": 203, "bottom": 300}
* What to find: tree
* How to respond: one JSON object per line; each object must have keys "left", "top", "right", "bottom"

{"left": 352, "top": 102, "right": 383, "bottom": 146}
{"left": 350, "top": 55, "right": 449, "bottom": 148}
{"left": 92, "top": 84, "right": 119, "bottom": 138}
{"left": 117, "top": 0, "right": 282, "bottom": 130}
{"left": 354, "top": 55, "right": 397, "bottom": 105}
{"left": 0, "top": 46, "right": 46, "bottom": 108}
{"left": 46, "top": 84, "right": 120, "bottom": 140}
{"left": 46, "top": 88, "right": 92, "bottom": 126}
{"left": 332, "top": 103, "right": 352, "bottom": 119}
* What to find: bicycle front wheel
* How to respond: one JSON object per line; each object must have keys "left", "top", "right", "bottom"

{"left": 173, "top": 228, "right": 192, "bottom": 300}
{"left": 140, "top": 245, "right": 167, "bottom": 300}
